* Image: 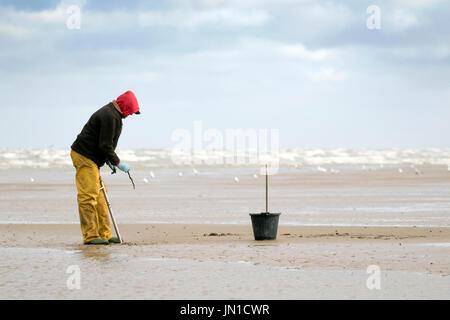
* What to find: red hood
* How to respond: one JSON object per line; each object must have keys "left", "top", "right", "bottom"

{"left": 116, "top": 91, "right": 140, "bottom": 118}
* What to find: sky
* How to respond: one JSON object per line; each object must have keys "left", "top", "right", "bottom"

{"left": 0, "top": 0, "right": 449, "bottom": 149}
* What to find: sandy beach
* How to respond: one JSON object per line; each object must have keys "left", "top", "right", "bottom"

{"left": 1, "top": 223, "right": 449, "bottom": 272}
{"left": 0, "top": 164, "right": 449, "bottom": 299}
{"left": 0, "top": 223, "right": 449, "bottom": 299}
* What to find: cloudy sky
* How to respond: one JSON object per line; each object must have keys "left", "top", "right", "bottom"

{"left": 0, "top": 0, "right": 449, "bottom": 149}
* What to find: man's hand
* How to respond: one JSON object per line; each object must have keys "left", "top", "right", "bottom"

{"left": 107, "top": 161, "right": 117, "bottom": 174}
{"left": 117, "top": 162, "right": 131, "bottom": 173}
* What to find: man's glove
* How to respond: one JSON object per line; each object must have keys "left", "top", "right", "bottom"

{"left": 106, "top": 161, "right": 117, "bottom": 174}
{"left": 117, "top": 162, "right": 131, "bottom": 173}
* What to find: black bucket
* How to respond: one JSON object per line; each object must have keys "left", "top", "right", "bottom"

{"left": 249, "top": 212, "right": 281, "bottom": 240}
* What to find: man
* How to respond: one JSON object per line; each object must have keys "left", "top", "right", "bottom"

{"left": 70, "top": 90, "right": 140, "bottom": 245}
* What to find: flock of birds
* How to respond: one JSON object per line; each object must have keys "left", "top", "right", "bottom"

{"left": 136, "top": 163, "right": 437, "bottom": 185}
{"left": 139, "top": 169, "right": 251, "bottom": 184}
{"left": 28, "top": 164, "right": 450, "bottom": 184}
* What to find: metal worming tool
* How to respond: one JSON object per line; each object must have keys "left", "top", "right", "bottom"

{"left": 100, "top": 177, "right": 123, "bottom": 244}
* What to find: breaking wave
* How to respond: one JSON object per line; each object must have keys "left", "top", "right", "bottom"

{"left": 0, "top": 148, "right": 449, "bottom": 169}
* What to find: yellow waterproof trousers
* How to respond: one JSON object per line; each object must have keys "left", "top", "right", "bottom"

{"left": 70, "top": 150, "right": 112, "bottom": 243}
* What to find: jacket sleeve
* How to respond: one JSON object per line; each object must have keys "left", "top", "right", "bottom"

{"left": 98, "top": 114, "right": 121, "bottom": 165}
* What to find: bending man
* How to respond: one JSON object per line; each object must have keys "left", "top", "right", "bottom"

{"left": 70, "top": 90, "right": 140, "bottom": 245}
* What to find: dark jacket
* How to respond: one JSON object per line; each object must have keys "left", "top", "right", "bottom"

{"left": 71, "top": 102, "right": 122, "bottom": 168}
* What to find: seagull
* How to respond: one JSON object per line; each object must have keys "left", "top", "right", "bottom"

{"left": 178, "top": 172, "right": 183, "bottom": 177}
{"left": 317, "top": 166, "right": 327, "bottom": 173}
{"left": 192, "top": 168, "right": 199, "bottom": 175}
{"left": 143, "top": 178, "right": 149, "bottom": 183}
{"left": 253, "top": 174, "right": 258, "bottom": 179}
{"left": 30, "top": 177, "right": 35, "bottom": 183}
{"left": 149, "top": 171, "right": 155, "bottom": 179}
{"left": 234, "top": 177, "right": 240, "bottom": 183}
{"left": 398, "top": 168, "right": 403, "bottom": 173}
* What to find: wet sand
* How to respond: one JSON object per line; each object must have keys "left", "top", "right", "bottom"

{"left": 0, "top": 165, "right": 449, "bottom": 299}
{"left": 0, "top": 223, "right": 449, "bottom": 299}
{"left": 1, "top": 165, "right": 450, "bottom": 227}
{"left": 1, "top": 223, "right": 449, "bottom": 274}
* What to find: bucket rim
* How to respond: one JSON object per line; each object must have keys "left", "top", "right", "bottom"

{"left": 249, "top": 212, "right": 281, "bottom": 216}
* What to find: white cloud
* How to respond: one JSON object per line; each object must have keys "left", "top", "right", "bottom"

{"left": 389, "top": 9, "right": 419, "bottom": 31}
{"left": 292, "top": 2, "right": 355, "bottom": 36}
{"left": 17, "top": 6, "right": 66, "bottom": 24}
{"left": 0, "top": 2, "right": 270, "bottom": 38}
{"left": 393, "top": 0, "right": 444, "bottom": 8}
{"left": 138, "top": 8, "right": 270, "bottom": 28}
{"left": 0, "top": 23, "right": 29, "bottom": 37}
{"left": 140, "top": 37, "right": 344, "bottom": 84}
{"left": 175, "top": 0, "right": 304, "bottom": 8}
{"left": 281, "top": 44, "right": 333, "bottom": 61}
{"left": 0, "top": 1, "right": 86, "bottom": 37}
{"left": 184, "top": 37, "right": 336, "bottom": 66}
{"left": 382, "top": 44, "right": 450, "bottom": 61}
{"left": 309, "top": 67, "right": 348, "bottom": 81}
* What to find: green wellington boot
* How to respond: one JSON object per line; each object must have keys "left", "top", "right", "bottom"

{"left": 108, "top": 237, "right": 121, "bottom": 244}
{"left": 84, "top": 239, "right": 109, "bottom": 245}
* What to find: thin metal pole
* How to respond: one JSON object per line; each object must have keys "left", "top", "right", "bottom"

{"left": 100, "top": 178, "right": 123, "bottom": 243}
{"left": 265, "top": 164, "right": 268, "bottom": 213}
